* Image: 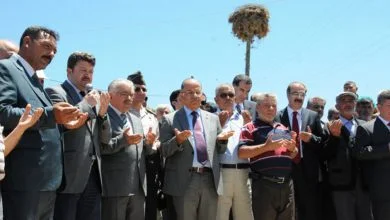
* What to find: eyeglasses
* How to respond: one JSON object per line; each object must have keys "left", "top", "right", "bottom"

{"left": 181, "top": 90, "right": 202, "bottom": 97}
{"left": 219, "top": 93, "right": 235, "bottom": 99}
{"left": 311, "top": 104, "right": 324, "bottom": 110}
{"left": 289, "top": 92, "right": 306, "bottom": 97}
{"left": 135, "top": 87, "right": 147, "bottom": 93}
{"left": 118, "top": 92, "right": 133, "bottom": 98}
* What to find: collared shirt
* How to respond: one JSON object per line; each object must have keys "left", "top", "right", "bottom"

{"left": 339, "top": 115, "right": 357, "bottom": 137}
{"left": 377, "top": 115, "right": 390, "bottom": 131}
{"left": 66, "top": 79, "right": 84, "bottom": 100}
{"left": 111, "top": 105, "right": 132, "bottom": 133}
{"left": 12, "top": 53, "right": 34, "bottom": 77}
{"left": 182, "top": 106, "right": 211, "bottom": 167}
{"left": 287, "top": 106, "right": 303, "bottom": 158}
{"left": 130, "top": 106, "right": 159, "bottom": 150}
{"left": 218, "top": 109, "right": 248, "bottom": 165}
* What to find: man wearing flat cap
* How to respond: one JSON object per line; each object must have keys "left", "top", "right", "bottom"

{"left": 323, "top": 91, "right": 372, "bottom": 220}
{"left": 128, "top": 71, "right": 162, "bottom": 220}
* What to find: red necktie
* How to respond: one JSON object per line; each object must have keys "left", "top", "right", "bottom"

{"left": 292, "top": 111, "right": 301, "bottom": 163}
{"left": 191, "top": 111, "right": 208, "bottom": 164}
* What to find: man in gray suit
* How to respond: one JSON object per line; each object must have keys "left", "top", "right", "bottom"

{"left": 0, "top": 26, "right": 85, "bottom": 219}
{"left": 160, "top": 78, "right": 233, "bottom": 220}
{"left": 232, "top": 74, "right": 256, "bottom": 124}
{"left": 46, "top": 52, "right": 111, "bottom": 220}
{"left": 100, "top": 79, "right": 155, "bottom": 220}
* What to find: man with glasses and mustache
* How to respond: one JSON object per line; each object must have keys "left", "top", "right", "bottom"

{"left": 128, "top": 71, "right": 161, "bottom": 220}
{"left": 214, "top": 84, "right": 252, "bottom": 220}
{"left": 275, "top": 82, "right": 324, "bottom": 220}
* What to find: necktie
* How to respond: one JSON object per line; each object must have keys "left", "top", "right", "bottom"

{"left": 292, "top": 111, "right": 301, "bottom": 163}
{"left": 236, "top": 104, "right": 242, "bottom": 114}
{"left": 79, "top": 91, "right": 86, "bottom": 98}
{"left": 121, "top": 113, "right": 130, "bottom": 130}
{"left": 191, "top": 111, "right": 208, "bottom": 163}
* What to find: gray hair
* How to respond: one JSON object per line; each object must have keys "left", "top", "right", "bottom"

{"left": 255, "top": 92, "right": 277, "bottom": 105}
{"left": 307, "top": 96, "right": 326, "bottom": 108}
{"left": 108, "top": 79, "right": 134, "bottom": 93}
{"left": 214, "top": 83, "right": 234, "bottom": 96}
{"left": 156, "top": 104, "right": 171, "bottom": 112}
{"left": 286, "top": 81, "right": 307, "bottom": 95}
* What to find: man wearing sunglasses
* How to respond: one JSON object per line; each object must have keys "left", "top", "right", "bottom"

{"left": 128, "top": 71, "right": 161, "bottom": 220}
{"left": 214, "top": 84, "right": 252, "bottom": 220}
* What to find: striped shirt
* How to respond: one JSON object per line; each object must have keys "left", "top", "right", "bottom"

{"left": 239, "top": 119, "right": 293, "bottom": 177}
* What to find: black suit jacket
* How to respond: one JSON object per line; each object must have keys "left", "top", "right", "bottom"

{"left": 275, "top": 107, "right": 324, "bottom": 184}
{"left": 0, "top": 55, "right": 62, "bottom": 191}
{"left": 323, "top": 118, "right": 365, "bottom": 190}
{"left": 355, "top": 118, "right": 390, "bottom": 201}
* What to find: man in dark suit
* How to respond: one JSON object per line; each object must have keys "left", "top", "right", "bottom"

{"left": 160, "top": 78, "right": 233, "bottom": 220}
{"left": 0, "top": 26, "right": 85, "bottom": 219}
{"left": 275, "top": 81, "right": 324, "bottom": 220}
{"left": 46, "top": 52, "right": 111, "bottom": 220}
{"left": 232, "top": 74, "right": 256, "bottom": 123}
{"left": 100, "top": 79, "right": 154, "bottom": 220}
{"left": 355, "top": 90, "right": 390, "bottom": 220}
{"left": 324, "top": 92, "right": 372, "bottom": 220}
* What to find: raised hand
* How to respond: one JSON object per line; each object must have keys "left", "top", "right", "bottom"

{"left": 84, "top": 90, "right": 100, "bottom": 107}
{"left": 264, "top": 134, "right": 286, "bottom": 152}
{"left": 327, "top": 119, "right": 343, "bottom": 137}
{"left": 174, "top": 128, "right": 192, "bottom": 145}
{"left": 218, "top": 110, "right": 231, "bottom": 127}
{"left": 18, "top": 104, "right": 43, "bottom": 131}
{"left": 241, "top": 110, "right": 252, "bottom": 124}
{"left": 299, "top": 126, "right": 312, "bottom": 143}
{"left": 145, "top": 127, "right": 157, "bottom": 145}
{"left": 98, "top": 92, "right": 110, "bottom": 117}
{"left": 217, "top": 130, "right": 235, "bottom": 141}
{"left": 63, "top": 112, "right": 89, "bottom": 129}
{"left": 123, "top": 127, "right": 143, "bottom": 145}
{"left": 53, "top": 102, "right": 81, "bottom": 124}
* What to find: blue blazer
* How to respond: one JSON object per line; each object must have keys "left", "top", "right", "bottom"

{"left": 0, "top": 55, "right": 62, "bottom": 191}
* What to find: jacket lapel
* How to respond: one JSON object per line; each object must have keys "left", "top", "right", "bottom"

{"left": 200, "top": 110, "right": 213, "bottom": 164}
{"left": 62, "top": 81, "right": 82, "bottom": 104}
{"left": 13, "top": 59, "right": 52, "bottom": 107}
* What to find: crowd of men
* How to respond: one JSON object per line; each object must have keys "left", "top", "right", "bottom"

{"left": 0, "top": 25, "right": 390, "bottom": 220}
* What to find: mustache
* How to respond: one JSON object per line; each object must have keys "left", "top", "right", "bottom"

{"left": 42, "top": 55, "right": 52, "bottom": 63}
{"left": 294, "top": 99, "right": 303, "bottom": 103}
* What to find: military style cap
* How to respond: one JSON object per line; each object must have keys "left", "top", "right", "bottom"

{"left": 127, "top": 71, "right": 146, "bottom": 85}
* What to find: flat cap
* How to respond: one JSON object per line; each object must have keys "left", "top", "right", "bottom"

{"left": 336, "top": 91, "right": 357, "bottom": 103}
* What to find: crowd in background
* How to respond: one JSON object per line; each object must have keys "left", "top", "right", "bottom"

{"left": 0, "top": 26, "right": 390, "bottom": 220}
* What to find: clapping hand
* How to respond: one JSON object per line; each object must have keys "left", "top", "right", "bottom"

{"left": 327, "top": 119, "right": 343, "bottom": 137}
{"left": 18, "top": 104, "right": 43, "bottom": 131}
{"left": 217, "top": 130, "right": 235, "bottom": 141}
{"left": 174, "top": 128, "right": 192, "bottom": 145}
{"left": 299, "top": 126, "right": 313, "bottom": 143}
{"left": 123, "top": 127, "right": 143, "bottom": 145}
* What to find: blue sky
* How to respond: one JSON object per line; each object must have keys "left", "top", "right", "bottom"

{"left": 2, "top": 0, "right": 389, "bottom": 120}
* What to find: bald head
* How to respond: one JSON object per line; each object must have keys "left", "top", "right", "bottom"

{"left": 0, "top": 40, "right": 19, "bottom": 59}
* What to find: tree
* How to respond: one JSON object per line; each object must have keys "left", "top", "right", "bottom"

{"left": 229, "top": 4, "right": 270, "bottom": 76}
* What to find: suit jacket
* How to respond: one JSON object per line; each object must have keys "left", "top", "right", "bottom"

{"left": 100, "top": 106, "right": 152, "bottom": 197}
{"left": 159, "top": 108, "right": 227, "bottom": 196}
{"left": 323, "top": 118, "right": 365, "bottom": 190}
{"left": 45, "top": 81, "right": 111, "bottom": 193}
{"left": 275, "top": 107, "right": 324, "bottom": 184}
{"left": 355, "top": 118, "right": 390, "bottom": 201}
{"left": 0, "top": 55, "right": 62, "bottom": 191}
{"left": 243, "top": 100, "right": 257, "bottom": 121}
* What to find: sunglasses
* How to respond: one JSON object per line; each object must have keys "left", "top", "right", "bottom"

{"left": 219, "top": 93, "right": 235, "bottom": 99}
{"left": 135, "top": 87, "right": 147, "bottom": 93}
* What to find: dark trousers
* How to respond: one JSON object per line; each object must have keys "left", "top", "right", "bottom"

{"left": 318, "top": 181, "right": 336, "bottom": 220}
{"left": 54, "top": 162, "right": 101, "bottom": 220}
{"left": 292, "top": 163, "right": 318, "bottom": 220}
{"left": 145, "top": 154, "right": 161, "bottom": 220}
{"left": 164, "top": 195, "right": 177, "bottom": 220}
{"left": 372, "top": 200, "right": 390, "bottom": 220}
{"left": 251, "top": 177, "right": 294, "bottom": 220}
{"left": 2, "top": 190, "right": 56, "bottom": 220}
